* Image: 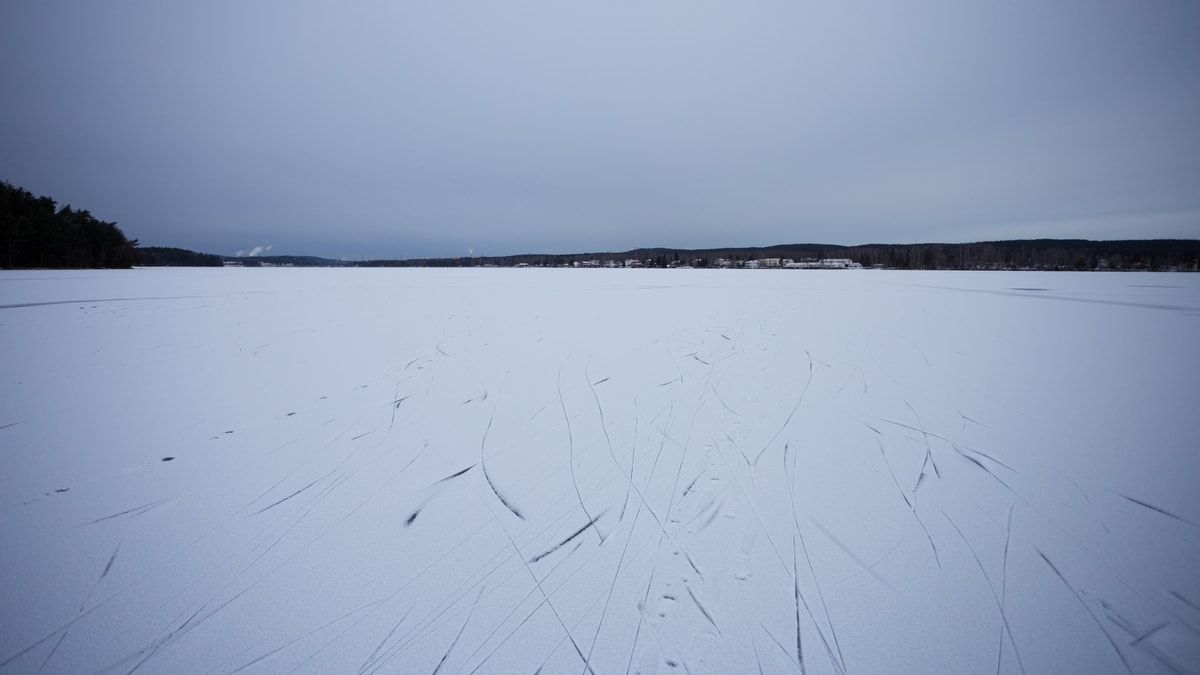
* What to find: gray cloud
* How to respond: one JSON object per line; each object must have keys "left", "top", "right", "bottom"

{"left": 2, "top": 0, "right": 1197, "bottom": 258}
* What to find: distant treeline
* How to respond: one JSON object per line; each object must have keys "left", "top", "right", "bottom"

{"left": 362, "top": 239, "right": 1200, "bottom": 271}
{"left": 5, "top": 178, "right": 1195, "bottom": 271}
{"left": 221, "top": 255, "right": 343, "bottom": 267}
{"left": 1, "top": 180, "right": 137, "bottom": 269}
{"left": 136, "top": 246, "right": 223, "bottom": 267}
{"left": 136, "top": 249, "right": 340, "bottom": 267}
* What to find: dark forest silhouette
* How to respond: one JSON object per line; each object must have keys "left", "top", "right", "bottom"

{"left": 1, "top": 181, "right": 137, "bottom": 268}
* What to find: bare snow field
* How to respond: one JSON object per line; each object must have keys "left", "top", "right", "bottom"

{"left": 2, "top": 267, "right": 1198, "bottom": 674}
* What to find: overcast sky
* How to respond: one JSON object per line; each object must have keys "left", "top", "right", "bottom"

{"left": 2, "top": 1, "right": 1197, "bottom": 258}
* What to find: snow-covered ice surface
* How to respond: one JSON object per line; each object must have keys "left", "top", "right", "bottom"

{"left": 2, "top": 268, "right": 1198, "bottom": 674}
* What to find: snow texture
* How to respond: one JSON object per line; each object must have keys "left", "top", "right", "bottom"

{"left": 1, "top": 268, "right": 1198, "bottom": 674}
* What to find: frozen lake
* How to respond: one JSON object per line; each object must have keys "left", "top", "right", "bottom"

{"left": 2, "top": 267, "right": 1198, "bottom": 673}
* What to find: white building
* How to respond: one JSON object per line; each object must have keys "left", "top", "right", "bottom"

{"left": 819, "top": 258, "right": 862, "bottom": 269}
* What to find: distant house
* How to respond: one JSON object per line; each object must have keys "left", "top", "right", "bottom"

{"left": 819, "top": 258, "right": 862, "bottom": 269}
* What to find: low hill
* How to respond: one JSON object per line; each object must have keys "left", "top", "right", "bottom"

{"left": 136, "top": 246, "right": 223, "bottom": 267}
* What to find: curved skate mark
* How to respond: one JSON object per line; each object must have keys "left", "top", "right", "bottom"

{"left": 477, "top": 483, "right": 596, "bottom": 673}
{"left": 696, "top": 499, "right": 723, "bottom": 533}
{"left": 906, "top": 402, "right": 940, "bottom": 481}
{"left": 459, "top": 532, "right": 596, "bottom": 673}
{"left": 1037, "top": 548, "right": 1131, "bottom": 672}
{"left": 936, "top": 506, "right": 1025, "bottom": 675}
{"left": 663, "top": 384, "right": 710, "bottom": 528}
{"left": 752, "top": 351, "right": 813, "bottom": 470}
{"left": 997, "top": 505, "right": 1023, "bottom": 675}
{"left": 583, "top": 477, "right": 654, "bottom": 673}
{"left": 1167, "top": 590, "right": 1200, "bottom": 615}
{"left": 35, "top": 629, "right": 69, "bottom": 674}
{"left": 952, "top": 447, "right": 1010, "bottom": 483}
{"left": 404, "top": 508, "right": 422, "bottom": 526}
{"left": 684, "top": 551, "right": 704, "bottom": 580}
{"left": 529, "top": 511, "right": 606, "bottom": 563}
{"left": 1128, "top": 622, "right": 1189, "bottom": 659}
{"left": 559, "top": 366, "right": 603, "bottom": 543}
{"left": 404, "top": 465, "right": 477, "bottom": 526}
{"left": 81, "top": 498, "right": 170, "bottom": 525}
{"left": 99, "top": 543, "right": 120, "bottom": 581}
{"left": 681, "top": 474, "right": 700, "bottom": 498}
{"left": 752, "top": 637, "right": 767, "bottom": 675}
{"left": 759, "top": 622, "right": 805, "bottom": 674}
{"left": 709, "top": 433, "right": 791, "bottom": 574}
{"left": 911, "top": 500, "right": 941, "bottom": 570}
{"left": 685, "top": 584, "right": 721, "bottom": 634}
{"left": 710, "top": 384, "right": 739, "bottom": 416}
{"left": 431, "top": 586, "right": 484, "bottom": 675}
{"left": 0, "top": 418, "right": 29, "bottom": 431}
{"left": 1110, "top": 614, "right": 1183, "bottom": 672}
{"left": 587, "top": 362, "right": 667, "bottom": 535}
{"left": 908, "top": 283, "right": 1199, "bottom": 313}
{"left": 481, "top": 465, "right": 522, "bottom": 519}
{"left": 481, "top": 411, "right": 524, "bottom": 520}
{"left": 952, "top": 443, "right": 1015, "bottom": 473}
{"left": 830, "top": 535, "right": 904, "bottom": 587}
{"left": 874, "top": 437, "right": 912, "bottom": 509}
{"left": 787, "top": 437, "right": 845, "bottom": 674}
{"left": 357, "top": 607, "right": 414, "bottom": 674}
{"left": 231, "top": 598, "right": 387, "bottom": 673}
{"left": 807, "top": 515, "right": 897, "bottom": 593}
{"left": 874, "top": 416, "right": 1013, "bottom": 473}
{"left": 252, "top": 473, "right": 329, "bottom": 515}
{"left": 625, "top": 532, "right": 668, "bottom": 674}
{"left": 1117, "top": 493, "right": 1200, "bottom": 528}
{"left": 0, "top": 295, "right": 204, "bottom": 310}
{"left": 139, "top": 479, "right": 378, "bottom": 669}
{"left": 78, "top": 541, "right": 123, "bottom": 612}
{"left": 437, "top": 464, "right": 476, "bottom": 483}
